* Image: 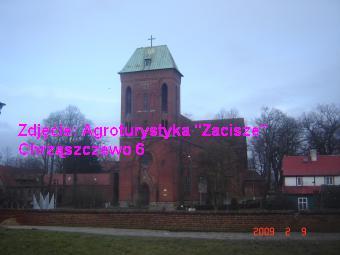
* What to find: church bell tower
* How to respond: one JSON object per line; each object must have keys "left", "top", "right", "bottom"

{"left": 118, "top": 42, "right": 183, "bottom": 208}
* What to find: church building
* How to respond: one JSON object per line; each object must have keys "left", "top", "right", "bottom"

{"left": 118, "top": 44, "right": 250, "bottom": 210}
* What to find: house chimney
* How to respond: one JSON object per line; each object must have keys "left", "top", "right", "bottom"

{"left": 310, "top": 149, "right": 317, "bottom": 161}
{"left": 303, "top": 156, "right": 308, "bottom": 163}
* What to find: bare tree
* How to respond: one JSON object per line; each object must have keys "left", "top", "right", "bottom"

{"left": 33, "top": 105, "right": 101, "bottom": 175}
{"left": 2, "top": 147, "right": 13, "bottom": 166}
{"left": 183, "top": 113, "right": 193, "bottom": 119}
{"left": 197, "top": 109, "right": 244, "bottom": 210}
{"left": 300, "top": 104, "right": 340, "bottom": 155}
{"left": 28, "top": 105, "right": 103, "bottom": 207}
{"left": 250, "top": 107, "right": 303, "bottom": 195}
{"left": 214, "top": 108, "right": 239, "bottom": 119}
{"left": 198, "top": 140, "right": 240, "bottom": 210}
{"left": 12, "top": 155, "right": 43, "bottom": 169}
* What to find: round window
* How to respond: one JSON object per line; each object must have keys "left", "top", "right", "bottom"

{"left": 140, "top": 152, "right": 153, "bottom": 168}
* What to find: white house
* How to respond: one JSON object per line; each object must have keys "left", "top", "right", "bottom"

{"left": 282, "top": 150, "right": 340, "bottom": 210}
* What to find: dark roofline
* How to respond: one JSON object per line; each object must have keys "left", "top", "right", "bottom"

{"left": 118, "top": 67, "right": 183, "bottom": 77}
{"left": 180, "top": 114, "right": 192, "bottom": 122}
{"left": 284, "top": 154, "right": 340, "bottom": 158}
{"left": 192, "top": 118, "right": 245, "bottom": 124}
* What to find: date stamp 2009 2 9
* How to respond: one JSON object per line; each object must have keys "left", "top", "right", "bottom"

{"left": 253, "top": 227, "right": 307, "bottom": 237}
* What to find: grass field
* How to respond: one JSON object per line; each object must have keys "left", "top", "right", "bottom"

{"left": 1, "top": 228, "right": 340, "bottom": 255}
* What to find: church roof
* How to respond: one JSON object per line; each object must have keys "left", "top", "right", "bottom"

{"left": 119, "top": 45, "right": 183, "bottom": 76}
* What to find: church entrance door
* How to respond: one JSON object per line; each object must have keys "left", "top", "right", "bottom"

{"left": 139, "top": 184, "right": 150, "bottom": 207}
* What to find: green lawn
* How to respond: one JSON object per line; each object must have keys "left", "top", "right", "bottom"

{"left": 0, "top": 228, "right": 340, "bottom": 255}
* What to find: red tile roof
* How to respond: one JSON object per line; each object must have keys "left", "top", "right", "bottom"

{"left": 100, "top": 160, "right": 119, "bottom": 172}
{"left": 43, "top": 173, "right": 112, "bottom": 186}
{"left": 76, "top": 174, "right": 112, "bottom": 185}
{"left": 0, "top": 167, "right": 16, "bottom": 186}
{"left": 282, "top": 155, "right": 340, "bottom": 176}
{"left": 282, "top": 186, "right": 321, "bottom": 195}
{"left": 0, "top": 165, "right": 43, "bottom": 186}
{"left": 0, "top": 166, "right": 113, "bottom": 186}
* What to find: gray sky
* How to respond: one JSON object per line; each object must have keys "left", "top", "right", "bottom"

{"left": 1, "top": 0, "right": 340, "bottom": 153}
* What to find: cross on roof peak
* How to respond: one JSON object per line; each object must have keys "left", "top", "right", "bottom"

{"left": 148, "top": 35, "right": 156, "bottom": 47}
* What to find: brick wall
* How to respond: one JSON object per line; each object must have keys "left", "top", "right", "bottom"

{"left": 1, "top": 209, "right": 340, "bottom": 232}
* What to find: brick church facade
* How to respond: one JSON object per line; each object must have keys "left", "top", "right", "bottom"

{"left": 0, "top": 45, "right": 264, "bottom": 210}
{"left": 118, "top": 45, "right": 251, "bottom": 210}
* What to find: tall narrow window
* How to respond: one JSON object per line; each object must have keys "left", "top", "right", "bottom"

{"left": 161, "top": 83, "right": 168, "bottom": 113}
{"left": 125, "top": 87, "right": 132, "bottom": 115}
{"left": 143, "top": 93, "right": 149, "bottom": 111}
{"left": 296, "top": 177, "right": 303, "bottom": 186}
{"left": 124, "top": 121, "right": 132, "bottom": 133}
{"left": 143, "top": 120, "right": 148, "bottom": 128}
{"left": 185, "top": 175, "right": 191, "bottom": 195}
{"left": 175, "top": 85, "right": 178, "bottom": 114}
{"left": 161, "top": 119, "right": 168, "bottom": 129}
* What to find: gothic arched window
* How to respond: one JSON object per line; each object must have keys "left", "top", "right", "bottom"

{"left": 143, "top": 93, "right": 149, "bottom": 111}
{"left": 125, "top": 87, "right": 132, "bottom": 115}
{"left": 161, "top": 83, "right": 168, "bottom": 113}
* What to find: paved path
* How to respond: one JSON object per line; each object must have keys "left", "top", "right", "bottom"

{"left": 4, "top": 225, "right": 340, "bottom": 241}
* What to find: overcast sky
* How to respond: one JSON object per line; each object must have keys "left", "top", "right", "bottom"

{"left": 1, "top": 0, "right": 340, "bottom": 153}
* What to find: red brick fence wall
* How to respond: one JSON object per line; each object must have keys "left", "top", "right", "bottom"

{"left": 1, "top": 209, "right": 340, "bottom": 232}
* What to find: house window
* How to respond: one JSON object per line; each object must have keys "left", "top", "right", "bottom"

{"left": 296, "top": 177, "right": 303, "bottom": 186}
{"left": 298, "top": 197, "right": 308, "bottom": 211}
{"left": 325, "top": 176, "right": 334, "bottom": 185}
{"left": 198, "top": 176, "right": 207, "bottom": 194}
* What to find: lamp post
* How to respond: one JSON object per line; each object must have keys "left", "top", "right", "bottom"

{"left": 93, "top": 177, "right": 97, "bottom": 208}
{"left": 0, "top": 102, "right": 6, "bottom": 115}
{"left": 187, "top": 155, "right": 193, "bottom": 206}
